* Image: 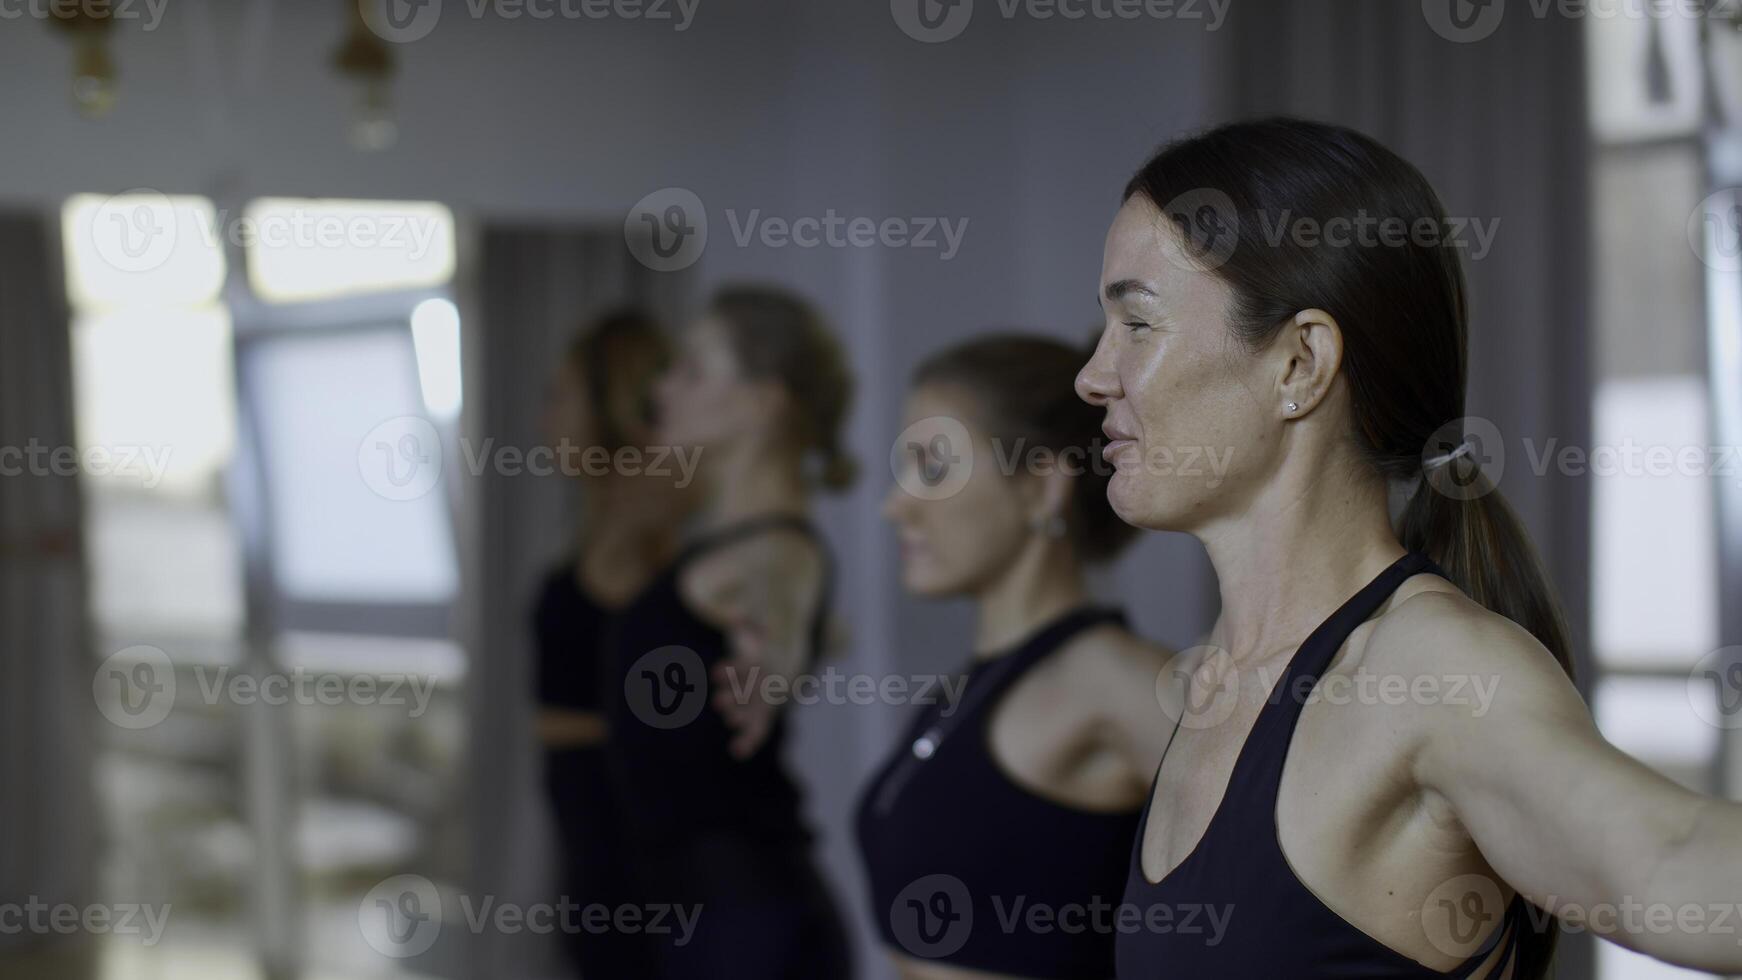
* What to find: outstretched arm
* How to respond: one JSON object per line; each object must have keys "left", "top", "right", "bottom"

{"left": 1395, "top": 592, "right": 1742, "bottom": 972}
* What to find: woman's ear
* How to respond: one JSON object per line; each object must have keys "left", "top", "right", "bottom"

{"left": 1273, "top": 307, "right": 1344, "bottom": 419}
{"left": 1024, "top": 466, "right": 1075, "bottom": 531}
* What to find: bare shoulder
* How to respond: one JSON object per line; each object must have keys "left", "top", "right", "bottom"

{"left": 1046, "top": 621, "right": 1173, "bottom": 718}
{"left": 1359, "top": 576, "right": 1587, "bottom": 731}
{"left": 1056, "top": 621, "right": 1171, "bottom": 682}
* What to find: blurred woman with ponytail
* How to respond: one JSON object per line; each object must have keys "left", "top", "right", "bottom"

{"left": 1077, "top": 117, "right": 1742, "bottom": 978}
{"left": 858, "top": 334, "right": 1174, "bottom": 980}
{"left": 606, "top": 284, "right": 855, "bottom": 978}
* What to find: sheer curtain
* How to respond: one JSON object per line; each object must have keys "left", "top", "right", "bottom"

{"left": 0, "top": 210, "right": 96, "bottom": 974}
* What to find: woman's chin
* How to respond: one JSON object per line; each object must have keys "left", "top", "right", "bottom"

{"left": 1107, "top": 476, "right": 1172, "bottom": 531}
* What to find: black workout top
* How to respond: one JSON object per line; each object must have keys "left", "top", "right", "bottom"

{"left": 606, "top": 513, "right": 833, "bottom": 847}
{"left": 857, "top": 607, "right": 1139, "bottom": 979}
{"left": 532, "top": 561, "right": 615, "bottom": 714}
{"left": 1117, "top": 551, "right": 1529, "bottom": 979}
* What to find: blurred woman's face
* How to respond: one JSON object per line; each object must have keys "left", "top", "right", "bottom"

{"left": 654, "top": 315, "right": 769, "bottom": 451}
{"left": 881, "top": 383, "right": 1036, "bottom": 597}
{"left": 1075, "top": 195, "right": 1277, "bottom": 532}
{"left": 539, "top": 360, "right": 596, "bottom": 451}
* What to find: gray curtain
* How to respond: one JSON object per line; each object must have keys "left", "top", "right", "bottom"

{"left": 1219, "top": 5, "right": 1594, "bottom": 976}
{"left": 0, "top": 211, "right": 96, "bottom": 973}
{"left": 462, "top": 224, "right": 693, "bottom": 979}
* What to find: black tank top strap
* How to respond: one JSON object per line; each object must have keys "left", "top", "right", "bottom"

{"left": 971, "top": 605, "right": 1128, "bottom": 702}
{"left": 1242, "top": 551, "right": 1443, "bottom": 789}
{"left": 1448, "top": 892, "right": 1529, "bottom": 980}
{"left": 673, "top": 512, "right": 835, "bottom": 663}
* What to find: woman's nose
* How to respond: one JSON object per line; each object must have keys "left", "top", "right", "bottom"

{"left": 1075, "top": 343, "right": 1120, "bottom": 406}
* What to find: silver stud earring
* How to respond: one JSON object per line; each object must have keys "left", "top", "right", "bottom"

{"left": 1286, "top": 402, "right": 1299, "bottom": 414}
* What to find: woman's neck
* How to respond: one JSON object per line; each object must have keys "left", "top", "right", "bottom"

{"left": 1198, "top": 450, "right": 1404, "bottom": 664}
{"left": 701, "top": 439, "right": 809, "bottom": 529}
{"left": 574, "top": 474, "right": 676, "bottom": 602}
{"left": 972, "top": 537, "right": 1089, "bottom": 658}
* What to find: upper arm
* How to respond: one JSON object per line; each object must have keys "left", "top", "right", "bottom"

{"left": 1389, "top": 593, "right": 1708, "bottom": 925}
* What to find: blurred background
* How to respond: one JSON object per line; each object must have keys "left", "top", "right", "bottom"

{"left": 0, "top": 1, "right": 1738, "bottom": 978}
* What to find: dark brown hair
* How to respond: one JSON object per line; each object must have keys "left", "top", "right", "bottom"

{"left": 565, "top": 308, "right": 668, "bottom": 454}
{"left": 709, "top": 284, "right": 858, "bottom": 492}
{"left": 1126, "top": 117, "right": 1565, "bottom": 974}
{"left": 915, "top": 333, "right": 1139, "bottom": 564}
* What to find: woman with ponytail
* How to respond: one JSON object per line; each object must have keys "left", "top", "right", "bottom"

{"left": 606, "top": 283, "right": 856, "bottom": 978}
{"left": 1076, "top": 117, "right": 1742, "bottom": 978}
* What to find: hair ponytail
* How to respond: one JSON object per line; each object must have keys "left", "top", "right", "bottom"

{"left": 1400, "top": 463, "right": 1575, "bottom": 681}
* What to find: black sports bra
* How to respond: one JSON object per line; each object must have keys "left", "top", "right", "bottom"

{"left": 606, "top": 513, "right": 834, "bottom": 846}
{"left": 857, "top": 607, "right": 1140, "bottom": 978}
{"left": 1117, "top": 552, "right": 1532, "bottom": 979}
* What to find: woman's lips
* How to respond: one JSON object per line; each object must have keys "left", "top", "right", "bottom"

{"left": 1102, "top": 439, "right": 1135, "bottom": 461}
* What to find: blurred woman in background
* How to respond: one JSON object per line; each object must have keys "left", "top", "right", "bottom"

{"left": 858, "top": 334, "right": 1175, "bottom": 980}
{"left": 532, "top": 309, "right": 689, "bottom": 979}
{"left": 607, "top": 284, "right": 857, "bottom": 979}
